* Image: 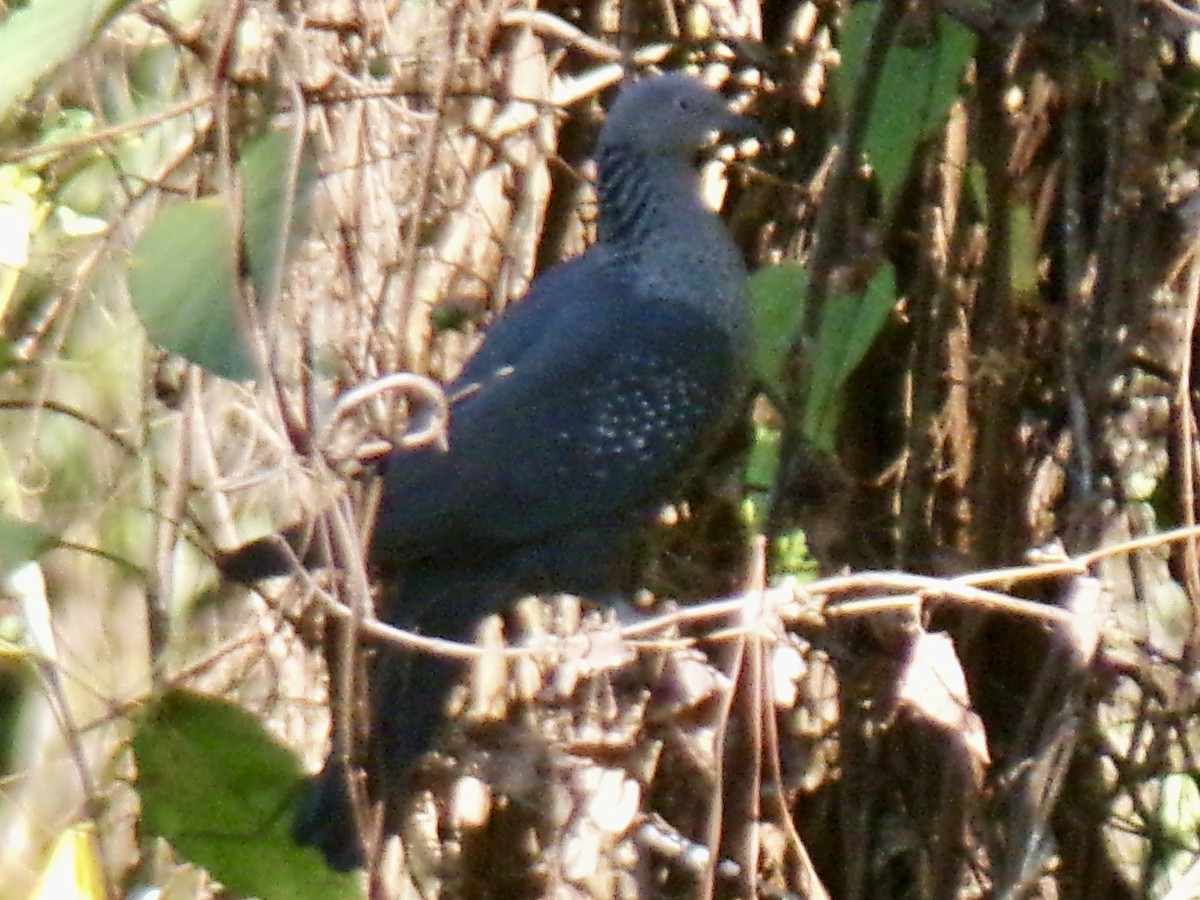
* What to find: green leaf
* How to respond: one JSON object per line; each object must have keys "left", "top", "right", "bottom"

{"left": 746, "top": 424, "right": 782, "bottom": 492}
{"left": 0, "top": 512, "right": 57, "bottom": 578}
{"left": 239, "top": 130, "right": 318, "bottom": 309}
{"left": 837, "top": 1, "right": 882, "bottom": 101}
{"left": 839, "top": 6, "right": 975, "bottom": 205}
{"left": 804, "top": 265, "right": 897, "bottom": 451}
{"left": 748, "top": 263, "right": 808, "bottom": 397}
{"left": 127, "top": 197, "right": 256, "bottom": 381}
{"left": 744, "top": 424, "right": 782, "bottom": 533}
{"left": 1150, "top": 773, "right": 1200, "bottom": 895}
{"left": 0, "top": 0, "right": 133, "bottom": 126}
{"left": 1009, "top": 201, "right": 1040, "bottom": 302}
{"left": 772, "top": 528, "right": 818, "bottom": 580}
{"left": 133, "top": 690, "right": 362, "bottom": 900}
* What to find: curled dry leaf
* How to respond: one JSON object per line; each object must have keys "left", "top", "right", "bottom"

{"left": 656, "top": 647, "right": 732, "bottom": 711}
{"left": 450, "top": 775, "right": 492, "bottom": 830}
{"left": 771, "top": 637, "right": 808, "bottom": 708}
{"left": 563, "top": 765, "right": 641, "bottom": 883}
{"left": 552, "top": 624, "right": 639, "bottom": 696}
{"left": 896, "top": 630, "right": 990, "bottom": 768}
{"left": 1057, "top": 575, "right": 1108, "bottom": 666}
{"left": 580, "top": 766, "right": 641, "bottom": 833}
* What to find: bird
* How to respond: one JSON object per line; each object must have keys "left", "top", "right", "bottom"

{"left": 218, "top": 71, "right": 755, "bottom": 871}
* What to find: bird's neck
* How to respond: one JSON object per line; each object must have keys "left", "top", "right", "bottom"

{"left": 595, "top": 146, "right": 710, "bottom": 246}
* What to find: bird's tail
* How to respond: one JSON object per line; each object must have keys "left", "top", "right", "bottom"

{"left": 291, "top": 756, "right": 362, "bottom": 870}
{"left": 214, "top": 523, "right": 328, "bottom": 582}
{"left": 292, "top": 568, "right": 488, "bottom": 871}
{"left": 217, "top": 531, "right": 522, "bottom": 871}
{"left": 291, "top": 645, "right": 465, "bottom": 871}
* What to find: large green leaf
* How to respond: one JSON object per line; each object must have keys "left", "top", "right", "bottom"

{"left": 839, "top": 5, "right": 975, "bottom": 205}
{"left": 804, "top": 265, "right": 897, "bottom": 451}
{"left": 127, "top": 197, "right": 256, "bottom": 381}
{"left": 0, "top": 0, "right": 132, "bottom": 125}
{"left": 239, "top": 130, "right": 318, "bottom": 309}
{"left": 837, "top": 0, "right": 883, "bottom": 99}
{"left": 0, "top": 511, "right": 57, "bottom": 579}
{"left": 133, "top": 690, "right": 362, "bottom": 900}
{"left": 748, "top": 263, "right": 808, "bottom": 399}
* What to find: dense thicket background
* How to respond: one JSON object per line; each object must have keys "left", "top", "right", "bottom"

{"left": 2, "top": 0, "right": 1200, "bottom": 898}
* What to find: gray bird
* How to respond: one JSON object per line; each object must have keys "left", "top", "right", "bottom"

{"left": 219, "top": 72, "right": 754, "bottom": 870}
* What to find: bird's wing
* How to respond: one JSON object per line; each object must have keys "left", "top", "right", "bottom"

{"left": 447, "top": 252, "right": 597, "bottom": 387}
{"left": 370, "top": 282, "right": 740, "bottom": 562}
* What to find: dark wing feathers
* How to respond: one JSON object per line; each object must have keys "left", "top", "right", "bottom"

{"left": 369, "top": 289, "right": 737, "bottom": 564}
{"left": 447, "top": 250, "right": 609, "bottom": 388}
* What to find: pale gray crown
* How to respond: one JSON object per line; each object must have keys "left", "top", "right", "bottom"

{"left": 598, "top": 72, "right": 746, "bottom": 156}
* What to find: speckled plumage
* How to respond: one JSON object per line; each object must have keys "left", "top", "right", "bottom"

{"left": 220, "top": 73, "right": 753, "bottom": 871}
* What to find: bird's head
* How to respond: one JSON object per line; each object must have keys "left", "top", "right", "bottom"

{"left": 597, "top": 72, "right": 755, "bottom": 157}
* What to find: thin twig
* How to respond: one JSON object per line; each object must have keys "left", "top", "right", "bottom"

{"left": 0, "top": 94, "right": 213, "bottom": 165}
{"left": 234, "top": 523, "right": 1200, "bottom": 667}
{"left": 1177, "top": 252, "right": 1200, "bottom": 653}
{"left": 314, "top": 371, "right": 448, "bottom": 455}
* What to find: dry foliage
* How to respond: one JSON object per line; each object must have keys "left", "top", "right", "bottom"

{"left": 2, "top": 0, "right": 1200, "bottom": 899}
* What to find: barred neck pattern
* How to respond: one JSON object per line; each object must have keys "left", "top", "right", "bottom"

{"left": 595, "top": 145, "right": 705, "bottom": 247}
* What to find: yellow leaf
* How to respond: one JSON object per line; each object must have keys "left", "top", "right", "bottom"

{"left": 31, "top": 821, "right": 105, "bottom": 900}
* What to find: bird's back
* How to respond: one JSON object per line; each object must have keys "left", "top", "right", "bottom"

{"left": 369, "top": 218, "right": 748, "bottom": 598}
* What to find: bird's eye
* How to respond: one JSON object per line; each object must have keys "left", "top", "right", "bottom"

{"left": 675, "top": 96, "right": 691, "bottom": 110}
